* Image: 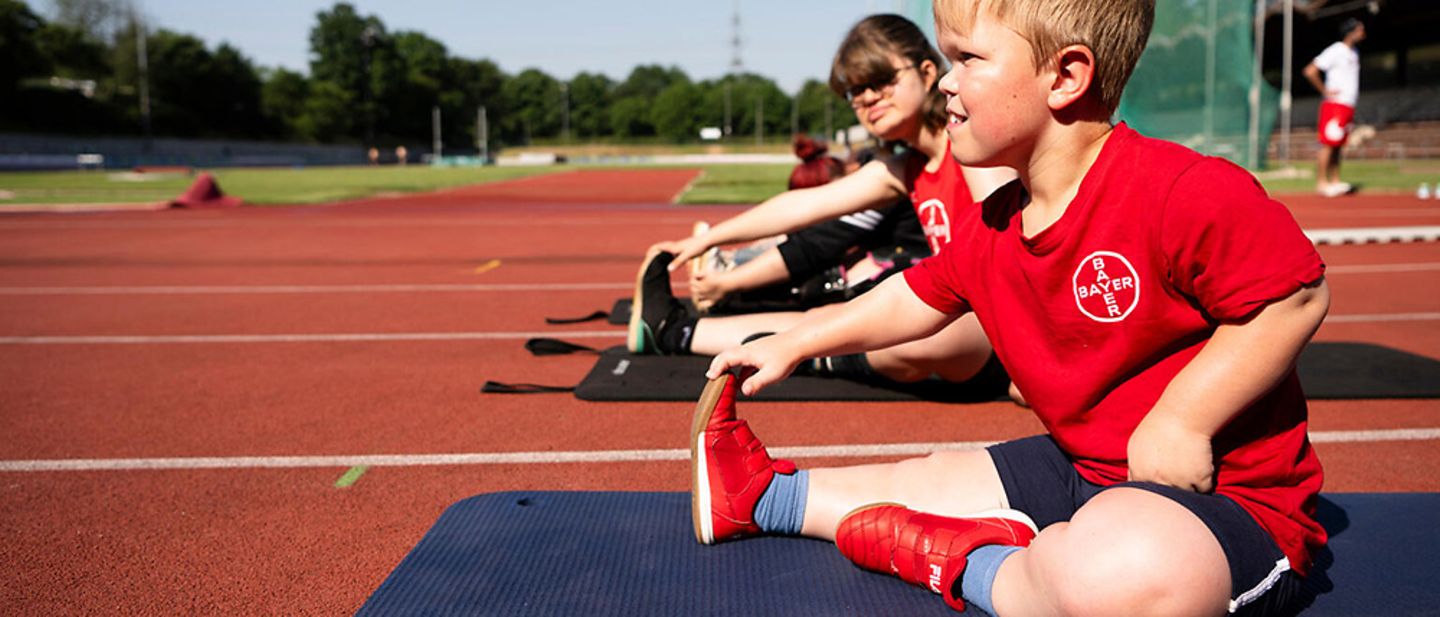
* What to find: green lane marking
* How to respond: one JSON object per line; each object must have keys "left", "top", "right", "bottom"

{"left": 335, "top": 465, "right": 368, "bottom": 488}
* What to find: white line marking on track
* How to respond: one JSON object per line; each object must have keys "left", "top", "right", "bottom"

{"left": 3, "top": 429, "right": 1437, "bottom": 472}
{"left": 0, "top": 216, "right": 711, "bottom": 231}
{"left": 0, "top": 282, "right": 632, "bottom": 295}
{"left": 1326, "top": 262, "right": 1440, "bottom": 274}
{"left": 0, "top": 331, "right": 625, "bottom": 344}
{"left": 1306, "top": 226, "right": 1440, "bottom": 245}
{"left": 1, "top": 311, "right": 1433, "bottom": 345}
{"left": 1324, "top": 312, "right": 1440, "bottom": 323}
{"left": 0, "top": 262, "right": 1434, "bottom": 296}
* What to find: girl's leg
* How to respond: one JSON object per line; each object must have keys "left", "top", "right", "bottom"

{"left": 864, "top": 314, "right": 993, "bottom": 383}
{"left": 689, "top": 311, "right": 808, "bottom": 355}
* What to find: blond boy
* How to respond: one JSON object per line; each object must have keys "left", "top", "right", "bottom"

{"left": 690, "top": 1, "right": 1329, "bottom": 614}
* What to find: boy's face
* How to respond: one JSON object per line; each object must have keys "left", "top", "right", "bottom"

{"left": 936, "top": 12, "right": 1052, "bottom": 168}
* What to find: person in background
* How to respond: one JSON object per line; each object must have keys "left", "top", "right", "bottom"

{"left": 1304, "top": 18, "right": 1365, "bottom": 197}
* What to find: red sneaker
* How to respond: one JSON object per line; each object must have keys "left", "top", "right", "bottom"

{"left": 835, "top": 503, "right": 1039, "bottom": 612}
{"left": 690, "top": 373, "right": 798, "bottom": 545}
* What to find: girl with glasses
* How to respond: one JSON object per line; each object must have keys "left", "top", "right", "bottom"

{"left": 630, "top": 14, "right": 1018, "bottom": 400}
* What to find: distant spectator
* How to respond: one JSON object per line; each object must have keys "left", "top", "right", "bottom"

{"left": 368, "top": 147, "right": 380, "bottom": 165}
{"left": 1304, "top": 18, "right": 1365, "bottom": 197}
{"left": 787, "top": 135, "right": 844, "bottom": 190}
{"left": 395, "top": 145, "right": 409, "bottom": 166}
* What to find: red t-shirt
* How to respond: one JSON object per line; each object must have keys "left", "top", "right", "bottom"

{"left": 904, "top": 142, "right": 972, "bottom": 256}
{"left": 904, "top": 123, "right": 1326, "bottom": 574}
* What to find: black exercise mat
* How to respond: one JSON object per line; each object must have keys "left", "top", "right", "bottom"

{"left": 568, "top": 342, "right": 1440, "bottom": 402}
{"left": 574, "top": 346, "right": 1006, "bottom": 403}
{"left": 357, "top": 491, "right": 1440, "bottom": 616}
{"left": 1295, "top": 342, "right": 1440, "bottom": 399}
{"left": 605, "top": 298, "right": 694, "bottom": 326}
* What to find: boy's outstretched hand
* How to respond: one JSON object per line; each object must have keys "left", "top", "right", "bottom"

{"left": 1126, "top": 413, "right": 1216, "bottom": 493}
{"left": 706, "top": 336, "right": 801, "bottom": 397}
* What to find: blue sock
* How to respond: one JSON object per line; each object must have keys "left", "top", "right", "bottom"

{"left": 752, "top": 470, "right": 808, "bottom": 535}
{"left": 957, "top": 544, "right": 1022, "bottom": 616}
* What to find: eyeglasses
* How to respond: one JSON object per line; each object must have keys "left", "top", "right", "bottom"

{"left": 845, "top": 65, "right": 918, "bottom": 108}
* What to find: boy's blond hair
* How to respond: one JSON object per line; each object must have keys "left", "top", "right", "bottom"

{"left": 933, "top": 0, "right": 1154, "bottom": 115}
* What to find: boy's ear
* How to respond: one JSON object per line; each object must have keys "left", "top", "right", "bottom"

{"left": 1047, "top": 45, "right": 1097, "bottom": 112}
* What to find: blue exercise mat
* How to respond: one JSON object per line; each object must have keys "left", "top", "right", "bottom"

{"left": 358, "top": 491, "right": 1440, "bottom": 616}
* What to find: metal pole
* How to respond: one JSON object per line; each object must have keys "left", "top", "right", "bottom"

{"left": 1280, "top": 0, "right": 1293, "bottom": 163}
{"left": 432, "top": 106, "right": 443, "bottom": 160}
{"left": 724, "top": 82, "right": 732, "bottom": 136}
{"left": 791, "top": 90, "right": 799, "bottom": 136}
{"left": 1248, "top": 0, "right": 1265, "bottom": 168}
{"left": 135, "top": 13, "right": 151, "bottom": 143}
{"left": 825, "top": 96, "right": 833, "bottom": 143}
{"left": 1203, "top": 0, "right": 1218, "bottom": 156}
{"left": 477, "top": 106, "right": 488, "bottom": 163}
{"left": 755, "top": 96, "right": 763, "bottom": 146}
{"left": 561, "top": 82, "right": 570, "bottom": 142}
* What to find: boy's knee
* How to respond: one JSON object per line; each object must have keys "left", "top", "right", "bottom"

{"left": 1026, "top": 489, "right": 1229, "bottom": 616}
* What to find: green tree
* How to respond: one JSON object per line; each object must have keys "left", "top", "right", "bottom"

{"left": 795, "top": 78, "right": 844, "bottom": 138}
{"left": 651, "top": 80, "right": 701, "bottom": 142}
{"left": 308, "top": 2, "right": 392, "bottom": 142}
{"left": 143, "top": 30, "right": 265, "bottom": 137}
{"left": 447, "top": 57, "right": 507, "bottom": 147}
{"left": 700, "top": 73, "right": 791, "bottom": 140}
{"left": 384, "top": 30, "right": 449, "bottom": 143}
{"left": 262, "top": 68, "right": 310, "bottom": 139}
{"left": 613, "top": 64, "right": 687, "bottom": 99}
{"left": 48, "top": 0, "right": 122, "bottom": 42}
{"left": 499, "top": 68, "right": 561, "bottom": 143}
{"left": 609, "top": 96, "right": 652, "bottom": 138}
{"left": 0, "top": 0, "right": 49, "bottom": 92}
{"left": 296, "top": 79, "right": 354, "bottom": 142}
{"left": 34, "top": 22, "right": 108, "bottom": 79}
{"left": 566, "top": 71, "right": 613, "bottom": 139}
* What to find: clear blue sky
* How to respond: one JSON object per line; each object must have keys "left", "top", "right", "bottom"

{"left": 88, "top": 0, "right": 936, "bottom": 93}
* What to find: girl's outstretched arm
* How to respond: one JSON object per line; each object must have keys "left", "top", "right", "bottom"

{"left": 652, "top": 160, "right": 907, "bottom": 268}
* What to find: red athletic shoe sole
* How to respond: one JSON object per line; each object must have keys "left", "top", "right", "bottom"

{"left": 691, "top": 374, "right": 730, "bottom": 544}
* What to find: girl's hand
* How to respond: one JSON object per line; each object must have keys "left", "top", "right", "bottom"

{"left": 648, "top": 237, "right": 710, "bottom": 270}
{"left": 689, "top": 272, "right": 729, "bottom": 308}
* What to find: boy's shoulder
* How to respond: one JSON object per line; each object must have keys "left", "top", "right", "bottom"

{"left": 1112, "top": 125, "right": 1262, "bottom": 199}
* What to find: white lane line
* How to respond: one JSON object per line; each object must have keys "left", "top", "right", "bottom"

{"left": 1306, "top": 226, "right": 1440, "bottom": 245}
{"left": 2, "top": 311, "right": 1433, "bottom": 345}
{"left": 1324, "top": 312, "right": 1440, "bottom": 323}
{"left": 0, "top": 216, "right": 708, "bottom": 231}
{"left": 1326, "top": 262, "right": 1440, "bottom": 274}
{"left": 0, "top": 331, "right": 625, "bottom": 345}
{"left": 0, "top": 262, "right": 1435, "bottom": 296}
{"left": 0, "top": 282, "right": 632, "bottom": 295}
{"left": 3, "top": 429, "right": 1436, "bottom": 472}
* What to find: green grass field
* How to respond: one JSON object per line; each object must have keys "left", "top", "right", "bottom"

{"left": 2, "top": 159, "right": 1436, "bottom": 209}
{"left": 0, "top": 166, "right": 552, "bottom": 206}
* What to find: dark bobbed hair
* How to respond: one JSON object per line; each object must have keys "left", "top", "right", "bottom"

{"left": 828, "top": 14, "right": 949, "bottom": 133}
{"left": 1339, "top": 17, "right": 1363, "bottom": 38}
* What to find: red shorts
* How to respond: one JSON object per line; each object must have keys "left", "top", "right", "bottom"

{"left": 1317, "top": 101, "right": 1354, "bottom": 147}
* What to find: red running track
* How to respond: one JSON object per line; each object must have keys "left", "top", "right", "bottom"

{"left": 0, "top": 170, "right": 1437, "bottom": 614}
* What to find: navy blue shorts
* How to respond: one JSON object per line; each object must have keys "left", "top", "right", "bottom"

{"left": 987, "top": 435, "right": 1302, "bottom": 615}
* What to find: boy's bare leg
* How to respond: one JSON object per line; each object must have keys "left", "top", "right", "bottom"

{"left": 864, "top": 314, "right": 993, "bottom": 383}
{"left": 799, "top": 450, "right": 1009, "bottom": 540}
{"left": 1315, "top": 146, "right": 1333, "bottom": 193}
{"left": 992, "top": 488, "right": 1231, "bottom": 616}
